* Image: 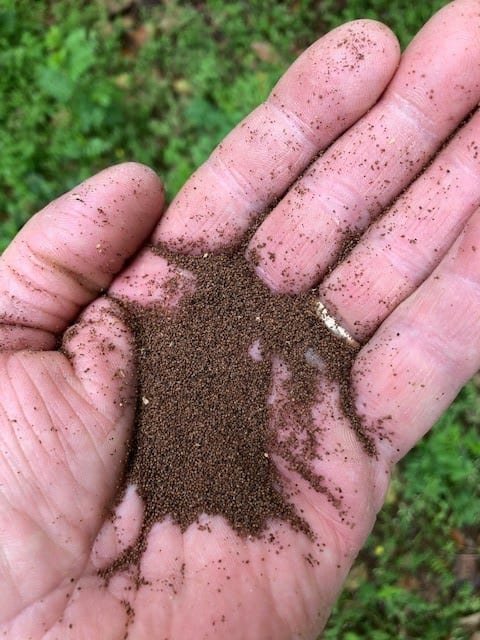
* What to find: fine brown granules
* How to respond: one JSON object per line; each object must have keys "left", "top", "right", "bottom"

{"left": 103, "top": 231, "right": 376, "bottom": 576}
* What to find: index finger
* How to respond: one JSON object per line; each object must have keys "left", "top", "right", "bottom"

{"left": 154, "top": 20, "right": 400, "bottom": 251}
{"left": 0, "top": 163, "right": 164, "bottom": 350}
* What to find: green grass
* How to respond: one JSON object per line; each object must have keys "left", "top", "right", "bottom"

{"left": 1, "top": 1, "right": 478, "bottom": 638}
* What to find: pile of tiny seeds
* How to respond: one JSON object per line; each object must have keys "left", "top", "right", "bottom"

{"left": 104, "top": 236, "right": 375, "bottom": 575}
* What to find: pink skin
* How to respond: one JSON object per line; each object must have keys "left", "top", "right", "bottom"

{"left": 249, "top": 0, "right": 480, "bottom": 295}
{"left": 0, "top": 3, "right": 479, "bottom": 638}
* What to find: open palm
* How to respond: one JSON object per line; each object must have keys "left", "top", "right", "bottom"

{"left": 1, "top": 2, "right": 480, "bottom": 638}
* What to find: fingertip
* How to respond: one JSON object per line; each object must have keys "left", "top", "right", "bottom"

{"left": 376, "top": 20, "right": 401, "bottom": 62}
{"left": 340, "top": 18, "right": 401, "bottom": 74}
{"left": 112, "top": 162, "right": 165, "bottom": 210}
{"left": 318, "top": 17, "right": 401, "bottom": 62}
{"left": 83, "top": 162, "right": 165, "bottom": 226}
{"left": 347, "top": 18, "right": 401, "bottom": 53}
{"left": 271, "top": 16, "right": 402, "bottom": 138}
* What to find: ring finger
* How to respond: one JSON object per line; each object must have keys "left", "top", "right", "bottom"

{"left": 320, "top": 107, "right": 480, "bottom": 341}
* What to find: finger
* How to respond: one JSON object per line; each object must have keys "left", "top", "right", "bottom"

{"left": 0, "top": 163, "right": 164, "bottom": 349}
{"left": 249, "top": 0, "right": 480, "bottom": 292}
{"left": 353, "top": 206, "right": 480, "bottom": 464}
{"left": 154, "top": 20, "right": 400, "bottom": 251}
{"left": 320, "top": 107, "right": 480, "bottom": 340}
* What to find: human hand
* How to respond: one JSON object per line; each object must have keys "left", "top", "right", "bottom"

{"left": 1, "top": 1, "right": 479, "bottom": 638}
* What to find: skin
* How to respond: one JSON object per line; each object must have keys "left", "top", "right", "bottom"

{"left": 0, "top": 1, "right": 479, "bottom": 637}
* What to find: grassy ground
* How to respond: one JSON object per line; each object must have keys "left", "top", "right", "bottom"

{"left": 1, "top": 1, "right": 479, "bottom": 637}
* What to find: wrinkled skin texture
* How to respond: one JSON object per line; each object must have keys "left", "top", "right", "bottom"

{"left": 1, "top": 2, "right": 480, "bottom": 638}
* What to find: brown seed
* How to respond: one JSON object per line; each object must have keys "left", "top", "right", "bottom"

{"left": 102, "top": 223, "right": 375, "bottom": 578}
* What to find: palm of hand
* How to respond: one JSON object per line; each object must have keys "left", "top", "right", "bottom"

{"left": 2, "top": 3, "right": 480, "bottom": 638}
{"left": 0, "top": 345, "right": 378, "bottom": 639}
{"left": 0, "top": 308, "right": 383, "bottom": 640}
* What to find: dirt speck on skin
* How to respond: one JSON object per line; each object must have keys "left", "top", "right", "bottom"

{"left": 99, "top": 220, "right": 376, "bottom": 578}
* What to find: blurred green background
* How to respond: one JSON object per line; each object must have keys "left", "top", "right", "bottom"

{"left": 0, "top": 0, "right": 478, "bottom": 638}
